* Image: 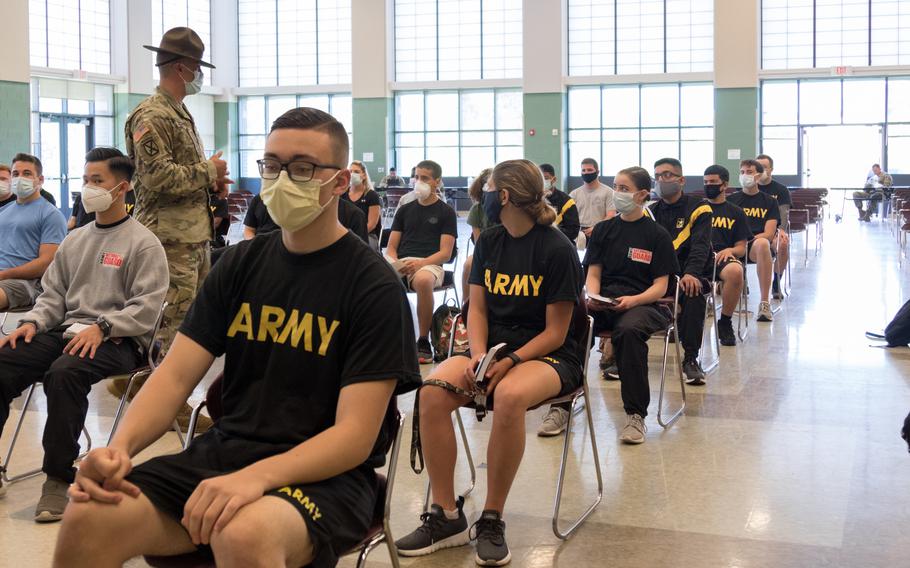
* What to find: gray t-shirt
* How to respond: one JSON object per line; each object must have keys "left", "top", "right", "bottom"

{"left": 570, "top": 183, "right": 615, "bottom": 228}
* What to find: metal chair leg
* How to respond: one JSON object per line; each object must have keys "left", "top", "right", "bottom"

{"left": 657, "top": 323, "right": 686, "bottom": 428}
{"left": 184, "top": 401, "right": 208, "bottom": 450}
{"left": 701, "top": 292, "right": 720, "bottom": 374}
{"left": 552, "top": 390, "right": 603, "bottom": 539}
{"left": 107, "top": 370, "right": 147, "bottom": 445}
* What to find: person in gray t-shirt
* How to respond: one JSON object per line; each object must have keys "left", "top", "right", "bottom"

{"left": 0, "top": 147, "right": 168, "bottom": 522}
{"left": 569, "top": 157, "right": 615, "bottom": 247}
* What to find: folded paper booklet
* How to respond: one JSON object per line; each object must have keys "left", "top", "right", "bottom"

{"left": 587, "top": 292, "right": 618, "bottom": 305}
{"left": 62, "top": 322, "right": 93, "bottom": 339}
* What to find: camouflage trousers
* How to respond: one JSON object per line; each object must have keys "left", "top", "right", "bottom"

{"left": 160, "top": 241, "right": 210, "bottom": 355}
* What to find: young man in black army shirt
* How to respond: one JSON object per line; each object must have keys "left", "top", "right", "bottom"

{"left": 756, "top": 154, "right": 790, "bottom": 299}
{"left": 648, "top": 158, "right": 714, "bottom": 385}
{"left": 704, "top": 165, "right": 752, "bottom": 346}
{"left": 540, "top": 163, "right": 580, "bottom": 241}
{"left": 53, "top": 107, "right": 421, "bottom": 568}
{"left": 728, "top": 159, "right": 780, "bottom": 323}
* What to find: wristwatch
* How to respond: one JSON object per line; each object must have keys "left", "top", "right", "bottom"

{"left": 95, "top": 316, "right": 113, "bottom": 339}
{"left": 505, "top": 352, "right": 522, "bottom": 367}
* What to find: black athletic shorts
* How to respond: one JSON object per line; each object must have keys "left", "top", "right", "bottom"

{"left": 746, "top": 237, "right": 777, "bottom": 262}
{"left": 127, "top": 428, "right": 379, "bottom": 568}
{"left": 715, "top": 256, "right": 743, "bottom": 274}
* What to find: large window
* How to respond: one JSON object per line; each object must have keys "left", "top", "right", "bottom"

{"left": 394, "top": 0, "right": 522, "bottom": 82}
{"left": 30, "top": 0, "right": 111, "bottom": 73}
{"left": 152, "top": 0, "right": 211, "bottom": 85}
{"left": 393, "top": 89, "right": 522, "bottom": 177}
{"left": 568, "top": 0, "right": 713, "bottom": 76}
{"left": 762, "top": 0, "right": 910, "bottom": 69}
{"left": 238, "top": 0, "right": 351, "bottom": 87}
{"left": 566, "top": 83, "right": 714, "bottom": 177}
{"left": 760, "top": 77, "right": 910, "bottom": 174}
{"left": 239, "top": 94, "right": 352, "bottom": 178}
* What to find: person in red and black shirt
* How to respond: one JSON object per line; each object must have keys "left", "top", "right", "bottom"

{"left": 704, "top": 164, "right": 752, "bottom": 346}
{"left": 648, "top": 158, "right": 713, "bottom": 386}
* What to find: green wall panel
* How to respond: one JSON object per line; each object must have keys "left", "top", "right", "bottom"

{"left": 113, "top": 93, "right": 148, "bottom": 151}
{"left": 0, "top": 80, "right": 31, "bottom": 164}
{"left": 523, "top": 92, "right": 564, "bottom": 180}
{"left": 352, "top": 97, "right": 392, "bottom": 183}
{"left": 714, "top": 87, "right": 759, "bottom": 176}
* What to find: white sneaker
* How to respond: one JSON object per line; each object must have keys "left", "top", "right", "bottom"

{"left": 620, "top": 414, "right": 646, "bottom": 444}
{"left": 757, "top": 301, "right": 773, "bottom": 322}
{"left": 537, "top": 407, "right": 569, "bottom": 437}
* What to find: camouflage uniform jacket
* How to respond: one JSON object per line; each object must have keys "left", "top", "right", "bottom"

{"left": 125, "top": 87, "right": 216, "bottom": 244}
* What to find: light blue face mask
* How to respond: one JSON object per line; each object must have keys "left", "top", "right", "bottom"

{"left": 182, "top": 66, "right": 203, "bottom": 96}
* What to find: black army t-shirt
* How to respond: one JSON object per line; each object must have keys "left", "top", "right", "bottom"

{"left": 338, "top": 197, "right": 369, "bottom": 243}
{"left": 584, "top": 216, "right": 679, "bottom": 298}
{"left": 210, "top": 195, "right": 229, "bottom": 247}
{"left": 243, "top": 194, "right": 280, "bottom": 235}
{"left": 469, "top": 224, "right": 582, "bottom": 357}
{"left": 727, "top": 191, "right": 780, "bottom": 236}
{"left": 71, "top": 191, "right": 137, "bottom": 229}
{"left": 759, "top": 179, "right": 792, "bottom": 207}
{"left": 179, "top": 231, "right": 421, "bottom": 464}
{"left": 341, "top": 189, "right": 381, "bottom": 237}
{"left": 391, "top": 199, "right": 458, "bottom": 260}
{"left": 708, "top": 201, "right": 753, "bottom": 252}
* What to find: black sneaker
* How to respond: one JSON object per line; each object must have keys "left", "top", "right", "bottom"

{"left": 718, "top": 318, "right": 736, "bottom": 346}
{"left": 417, "top": 337, "right": 434, "bottom": 365}
{"left": 601, "top": 362, "right": 619, "bottom": 380}
{"left": 397, "top": 498, "right": 469, "bottom": 557}
{"left": 772, "top": 275, "right": 783, "bottom": 300}
{"left": 682, "top": 357, "right": 705, "bottom": 385}
{"left": 471, "top": 510, "right": 511, "bottom": 566}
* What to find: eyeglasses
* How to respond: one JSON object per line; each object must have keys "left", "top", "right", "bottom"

{"left": 654, "top": 171, "right": 682, "bottom": 181}
{"left": 256, "top": 158, "right": 343, "bottom": 182}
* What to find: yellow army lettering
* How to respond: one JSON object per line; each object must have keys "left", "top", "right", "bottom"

{"left": 226, "top": 302, "right": 340, "bottom": 355}
{"left": 712, "top": 216, "right": 737, "bottom": 230}
{"left": 277, "top": 486, "right": 322, "bottom": 521}
{"left": 742, "top": 207, "right": 768, "bottom": 218}
{"left": 483, "top": 269, "right": 543, "bottom": 297}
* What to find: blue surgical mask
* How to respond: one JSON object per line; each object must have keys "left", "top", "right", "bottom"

{"left": 482, "top": 188, "right": 503, "bottom": 224}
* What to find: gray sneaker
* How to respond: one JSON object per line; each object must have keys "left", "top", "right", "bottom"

{"left": 620, "top": 414, "right": 646, "bottom": 444}
{"left": 397, "top": 498, "right": 470, "bottom": 556}
{"left": 537, "top": 407, "right": 569, "bottom": 437}
{"left": 683, "top": 357, "right": 706, "bottom": 386}
{"left": 757, "top": 301, "right": 773, "bottom": 322}
{"left": 471, "top": 510, "right": 511, "bottom": 566}
{"left": 35, "top": 476, "right": 69, "bottom": 523}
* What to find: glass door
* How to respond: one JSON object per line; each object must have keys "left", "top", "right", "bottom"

{"left": 38, "top": 114, "right": 93, "bottom": 217}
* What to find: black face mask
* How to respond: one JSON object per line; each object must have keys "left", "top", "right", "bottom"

{"left": 482, "top": 190, "right": 503, "bottom": 224}
{"left": 581, "top": 172, "right": 598, "bottom": 184}
{"left": 704, "top": 184, "right": 723, "bottom": 199}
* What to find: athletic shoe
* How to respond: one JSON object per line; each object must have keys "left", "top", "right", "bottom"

{"left": 718, "top": 318, "right": 736, "bottom": 346}
{"left": 772, "top": 275, "right": 784, "bottom": 300}
{"left": 34, "top": 476, "right": 69, "bottom": 523}
{"left": 417, "top": 337, "right": 434, "bottom": 364}
{"left": 471, "top": 510, "right": 511, "bottom": 566}
{"left": 397, "top": 498, "right": 470, "bottom": 557}
{"left": 757, "top": 301, "right": 773, "bottom": 322}
{"left": 537, "top": 407, "right": 569, "bottom": 437}
{"left": 601, "top": 362, "right": 619, "bottom": 380}
{"left": 682, "top": 357, "right": 706, "bottom": 385}
{"left": 0, "top": 469, "right": 6, "bottom": 498}
{"left": 620, "top": 414, "right": 646, "bottom": 444}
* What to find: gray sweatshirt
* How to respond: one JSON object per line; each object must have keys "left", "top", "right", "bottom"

{"left": 23, "top": 217, "right": 169, "bottom": 349}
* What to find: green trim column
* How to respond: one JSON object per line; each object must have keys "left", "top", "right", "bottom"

{"left": 714, "top": 88, "right": 759, "bottom": 176}
{"left": 523, "top": 92, "right": 564, "bottom": 181}
{"left": 214, "top": 100, "right": 239, "bottom": 179}
{"left": 0, "top": 80, "right": 30, "bottom": 163}
{"left": 352, "top": 97, "right": 393, "bottom": 183}
{"left": 113, "top": 93, "right": 148, "bottom": 151}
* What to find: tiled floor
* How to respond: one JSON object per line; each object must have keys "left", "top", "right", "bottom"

{"left": 2, "top": 214, "right": 909, "bottom": 567}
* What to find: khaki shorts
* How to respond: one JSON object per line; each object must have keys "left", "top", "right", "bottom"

{"left": 396, "top": 258, "right": 444, "bottom": 290}
{"left": 0, "top": 278, "right": 41, "bottom": 309}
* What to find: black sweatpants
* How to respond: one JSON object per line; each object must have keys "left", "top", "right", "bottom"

{"left": 0, "top": 331, "right": 141, "bottom": 482}
{"left": 594, "top": 305, "right": 669, "bottom": 417}
{"left": 677, "top": 291, "right": 707, "bottom": 359}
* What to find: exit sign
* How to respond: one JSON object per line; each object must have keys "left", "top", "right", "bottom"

{"left": 831, "top": 66, "right": 853, "bottom": 76}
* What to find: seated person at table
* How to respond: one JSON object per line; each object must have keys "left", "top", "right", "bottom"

{"left": 540, "top": 163, "right": 580, "bottom": 242}
{"left": 378, "top": 166, "right": 406, "bottom": 188}
{"left": 462, "top": 168, "right": 494, "bottom": 294}
{"left": 0, "top": 153, "right": 68, "bottom": 310}
{"left": 243, "top": 187, "right": 369, "bottom": 243}
{"left": 728, "top": 160, "right": 780, "bottom": 323}
{"left": 704, "top": 165, "right": 752, "bottom": 346}
{"left": 396, "top": 159, "right": 582, "bottom": 565}
{"left": 53, "top": 107, "right": 421, "bottom": 568}
{"left": 854, "top": 163, "right": 893, "bottom": 222}
{"left": 385, "top": 159, "right": 457, "bottom": 364}
{"left": 553, "top": 166, "right": 677, "bottom": 445}
{"left": 648, "top": 158, "right": 714, "bottom": 386}
{"left": 0, "top": 146, "right": 168, "bottom": 521}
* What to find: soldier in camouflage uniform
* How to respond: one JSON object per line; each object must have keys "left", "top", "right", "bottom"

{"left": 110, "top": 28, "right": 230, "bottom": 428}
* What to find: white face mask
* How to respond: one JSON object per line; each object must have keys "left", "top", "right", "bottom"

{"left": 543, "top": 179, "right": 553, "bottom": 192}
{"left": 351, "top": 172, "right": 362, "bottom": 187}
{"left": 82, "top": 183, "right": 119, "bottom": 214}
{"left": 260, "top": 170, "right": 339, "bottom": 232}
{"left": 613, "top": 191, "right": 640, "bottom": 215}
{"left": 0, "top": 180, "right": 9, "bottom": 199}
{"left": 414, "top": 181, "right": 432, "bottom": 200}
{"left": 182, "top": 66, "right": 203, "bottom": 96}
{"left": 12, "top": 177, "right": 35, "bottom": 199}
{"left": 739, "top": 173, "right": 757, "bottom": 189}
